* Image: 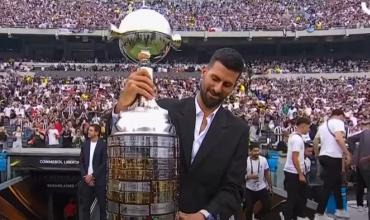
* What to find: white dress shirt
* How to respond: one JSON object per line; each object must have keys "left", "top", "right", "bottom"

{"left": 87, "top": 141, "right": 98, "bottom": 175}
{"left": 192, "top": 96, "right": 220, "bottom": 163}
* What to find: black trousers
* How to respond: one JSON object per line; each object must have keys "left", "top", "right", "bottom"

{"left": 245, "top": 188, "right": 271, "bottom": 220}
{"left": 80, "top": 181, "right": 106, "bottom": 220}
{"left": 359, "top": 164, "right": 370, "bottom": 220}
{"left": 317, "top": 155, "right": 343, "bottom": 214}
{"left": 356, "top": 166, "right": 366, "bottom": 207}
{"left": 283, "top": 171, "right": 307, "bottom": 220}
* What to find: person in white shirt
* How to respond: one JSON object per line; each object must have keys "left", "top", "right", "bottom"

{"left": 12, "top": 126, "right": 23, "bottom": 149}
{"left": 249, "top": 121, "right": 260, "bottom": 144}
{"left": 244, "top": 144, "right": 272, "bottom": 220}
{"left": 281, "top": 117, "right": 311, "bottom": 220}
{"left": 47, "top": 123, "right": 60, "bottom": 147}
{"left": 4, "top": 106, "right": 13, "bottom": 118}
{"left": 313, "top": 109, "right": 351, "bottom": 220}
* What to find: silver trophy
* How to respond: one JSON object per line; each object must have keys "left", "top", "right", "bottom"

{"left": 108, "top": 4, "right": 181, "bottom": 220}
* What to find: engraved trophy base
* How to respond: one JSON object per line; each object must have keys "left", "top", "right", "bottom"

{"left": 107, "top": 134, "right": 179, "bottom": 220}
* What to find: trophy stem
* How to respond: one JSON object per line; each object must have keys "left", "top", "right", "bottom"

{"left": 136, "top": 66, "right": 157, "bottom": 108}
{"left": 135, "top": 50, "right": 156, "bottom": 108}
{"left": 138, "top": 66, "right": 153, "bottom": 80}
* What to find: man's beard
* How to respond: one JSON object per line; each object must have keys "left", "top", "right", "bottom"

{"left": 199, "top": 83, "right": 224, "bottom": 109}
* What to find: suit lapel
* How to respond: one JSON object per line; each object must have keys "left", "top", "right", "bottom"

{"left": 178, "top": 98, "right": 196, "bottom": 169}
{"left": 190, "top": 107, "right": 228, "bottom": 171}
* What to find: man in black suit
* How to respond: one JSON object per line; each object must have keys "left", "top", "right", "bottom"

{"left": 79, "top": 124, "right": 107, "bottom": 220}
{"left": 112, "top": 48, "right": 249, "bottom": 220}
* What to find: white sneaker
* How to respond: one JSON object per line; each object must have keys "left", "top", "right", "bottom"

{"left": 297, "top": 217, "right": 310, "bottom": 220}
{"left": 314, "top": 213, "right": 333, "bottom": 220}
{"left": 279, "top": 212, "right": 285, "bottom": 220}
{"left": 356, "top": 206, "right": 365, "bottom": 212}
{"left": 334, "top": 209, "right": 350, "bottom": 218}
{"left": 360, "top": 206, "right": 368, "bottom": 213}
{"left": 363, "top": 206, "right": 369, "bottom": 213}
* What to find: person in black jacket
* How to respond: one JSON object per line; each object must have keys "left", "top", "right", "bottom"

{"left": 79, "top": 124, "right": 107, "bottom": 220}
{"left": 111, "top": 48, "right": 249, "bottom": 220}
{"left": 0, "top": 127, "right": 7, "bottom": 151}
{"left": 27, "top": 127, "right": 46, "bottom": 148}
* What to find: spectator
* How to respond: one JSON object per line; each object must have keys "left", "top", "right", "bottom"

{"left": 27, "top": 126, "right": 46, "bottom": 148}
{"left": 62, "top": 125, "right": 73, "bottom": 148}
{"left": 281, "top": 117, "right": 311, "bottom": 220}
{"left": 0, "top": 127, "right": 8, "bottom": 151}
{"left": 314, "top": 109, "right": 351, "bottom": 219}
{"left": 47, "top": 123, "right": 60, "bottom": 147}
{"left": 79, "top": 124, "right": 107, "bottom": 220}
{"left": 244, "top": 144, "right": 272, "bottom": 220}
{"left": 347, "top": 120, "right": 370, "bottom": 218}
{"left": 12, "top": 126, "right": 23, "bottom": 148}
{"left": 72, "top": 129, "right": 85, "bottom": 148}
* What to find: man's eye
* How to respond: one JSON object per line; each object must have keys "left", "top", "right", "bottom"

{"left": 212, "top": 76, "right": 220, "bottom": 81}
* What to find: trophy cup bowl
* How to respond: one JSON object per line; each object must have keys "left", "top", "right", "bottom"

{"left": 107, "top": 7, "right": 181, "bottom": 220}
{"left": 110, "top": 8, "right": 181, "bottom": 66}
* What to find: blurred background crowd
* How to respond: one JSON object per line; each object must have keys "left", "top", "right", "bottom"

{"left": 0, "top": 64, "right": 369, "bottom": 149}
{"left": 0, "top": 0, "right": 368, "bottom": 32}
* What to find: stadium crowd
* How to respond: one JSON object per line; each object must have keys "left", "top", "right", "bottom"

{"left": 0, "top": 0, "right": 368, "bottom": 31}
{"left": 0, "top": 70, "right": 369, "bottom": 149}
{"left": 2, "top": 57, "right": 370, "bottom": 74}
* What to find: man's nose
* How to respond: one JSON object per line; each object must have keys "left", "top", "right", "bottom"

{"left": 213, "top": 82, "right": 223, "bottom": 94}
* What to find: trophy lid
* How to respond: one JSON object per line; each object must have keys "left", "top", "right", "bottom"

{"left": 112, "top": 8, "right": 171, "bottom": 36}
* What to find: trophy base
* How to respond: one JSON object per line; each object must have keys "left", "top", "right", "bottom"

{"left": 108, "top": 213, "right": 175, "bottom": 220}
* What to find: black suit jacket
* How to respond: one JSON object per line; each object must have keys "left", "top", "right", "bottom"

{"left": 107, "top": 97, "right": 249, "bottom": 219}
{"left": 79, "top": 139, "right": 107, "bottom": 186}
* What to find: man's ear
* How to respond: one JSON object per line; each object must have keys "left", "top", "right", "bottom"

{"left": 201, "top": 65, "right": 208, "bottom": 79}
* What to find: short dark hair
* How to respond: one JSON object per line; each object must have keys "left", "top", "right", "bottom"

{"left": 208, "top": 48, "right": 245, "bottom": 74}
{"left": 331, "top": 109, "right": 345, "bottom": 117}
{"left": 249, "top": 143, "right": 260, "bottom": 151}
{"left": 304, "top": 141, "right": 314, "bottom": 149}
{"left": 90, "top": 124, "right": 101, "bottom": 135}
{"left": 296, "top": 117, "right": 311, "bottom": 126}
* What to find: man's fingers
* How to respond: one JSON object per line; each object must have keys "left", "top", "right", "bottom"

{"left": 135, "top": 68, "right": 152, "bottom": 78}
{"left": 132, "top": 85, "right": 154, "bottom": 100}
{"left": 128, "top": 69, "right": 152, "bottom": 82}
{"left": 177, "top": 212, "right": 187, "bottom": 220}
{"left": 129, "top": 75, "right": 154, "bottom": 88}
{"left": 131, "top": 81, "right": 155, "bottom": 97}
{"left": 175, "top": 212, "right": 180, "bottom": 220}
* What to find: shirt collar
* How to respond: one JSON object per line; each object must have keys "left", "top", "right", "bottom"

{"left": 195, "top": 94, "right": 221, "bottom": 118}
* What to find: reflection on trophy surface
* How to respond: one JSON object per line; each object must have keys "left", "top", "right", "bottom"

{"left": 108, "top": 2, "right": 181, "bottom": 220}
